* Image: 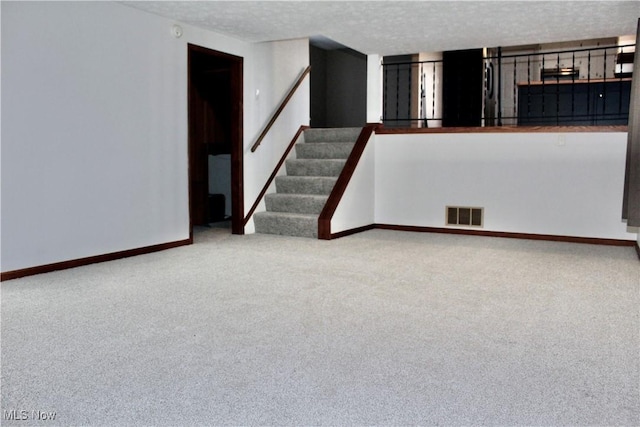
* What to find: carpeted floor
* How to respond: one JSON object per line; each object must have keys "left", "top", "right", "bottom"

{"left": 1, "top": 228, "right": 639, "bottom": 426}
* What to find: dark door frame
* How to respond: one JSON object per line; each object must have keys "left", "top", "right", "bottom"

{"left": 442, "top": 48, "right": 483, "bottom": 127}
{"left": 187, "top": 43, "right": 244, "bottom": 237}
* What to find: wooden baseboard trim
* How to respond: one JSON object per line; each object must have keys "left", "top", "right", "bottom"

{"left": 374, "top": 224, "right": 636, "bottom": 247}
{"left": 328, "top": 224, "right": 376, "bottom": 240}
{"left": 1, "top": 238, "right": 192, "bottom": 282}
{"left": 6, "top": 228, "right": 634, "bottom": 281}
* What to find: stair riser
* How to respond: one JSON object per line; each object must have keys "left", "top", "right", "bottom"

{"left": 295, "top": 143, "right": 354, "bottom": 159}
{"left": 275, "top": 176, "right": 337, "bottom": 195}
{"left": 265, "top": 195, "right": 327, "bottom": 215}
{"left": 254, "top": 214, "right": 317, "bottom": 238}
{"left": 286, "top": 160, "right": 346, "bottom": 177}
{"left": 304, "top": 128, "right": 361, "bottom": 143}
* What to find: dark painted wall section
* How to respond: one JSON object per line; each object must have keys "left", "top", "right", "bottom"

{"left": 310, "top": 44, "right": 367, "bottom": 128}
{"left": 622, "top": 18, "right": 640, "bottom": 227}
{"left": 442, "top": 48, "right": 484, "bottom": 127}
{"left": 310, "top": 45, "right": 327, "bottom": 127}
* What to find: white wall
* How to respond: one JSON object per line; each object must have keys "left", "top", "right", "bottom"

{"left": 375, "top": 132, "right": 637, "bottom": 241}
{"left": 242, "top": 40, "right": 310, "bottom": 234}
{"left": 1, "top": 2, "right": 309, "bottom": 271}
{"left": 331, "top": 135, "right": 376, "bottom": 234}
{"left": 366, "top": 54, "right": 382, "bottom": 123}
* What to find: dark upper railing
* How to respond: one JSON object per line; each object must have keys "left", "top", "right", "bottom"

{"left": 251, "top": 66, "right": 311, "bottom": 152}
{"left": 382, "top": 43, "right": 635, "bottom": 128}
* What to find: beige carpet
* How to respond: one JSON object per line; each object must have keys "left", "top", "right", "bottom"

{"left": 1, "top": 228, "right": 638, "bottom": 425}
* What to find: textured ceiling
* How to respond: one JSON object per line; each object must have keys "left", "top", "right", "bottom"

{"left": 123, "top": 1, "right": 640, "bottom": 55}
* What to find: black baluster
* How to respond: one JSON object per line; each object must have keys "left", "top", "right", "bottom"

{"left": 541, "top": 54, "right": 545, "bottom": 120}
{"left": 556, "top": 53, "right": 560, "bottom": 125}
{"left": 395, "top": 64, "right": 400, "bottom": 126}
{"left": 527, "top": 54, "right": 531, "bottom": 119}
{"left": 497, "top": 47, "right": 502, "bottom": 126}
{"left": 383, "top": 63, "right": 387, "bottom": 124}
{"left": 408, "top": 61, "right": 412, "bottom": 126}
{"left": 513, "top": 57, "right": 517, "bottom": 122}
{"left": 432, "top": 61, "right": 436, "bottom": 124}
{"left": 587, "top": 51, "right": 591, "bottom": 122}
{"left": 618, "top": 47, "right": 624, "bottom": 118}
{"left": 571, "top": 51, "right": 575, "bottom": 122}
{"left": 419, "top": 63, "right": 424, "bottom": 127}
{"left": 602, "top": 48, "right": 607, "bottom": 121}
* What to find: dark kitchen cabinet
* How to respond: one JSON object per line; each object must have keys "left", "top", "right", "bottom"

{"left": 517, "top": 79, "right": 631, "bottom": 126}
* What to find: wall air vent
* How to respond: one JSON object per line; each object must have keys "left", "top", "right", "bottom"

{"left": 446, "top": 206, "right": 483, "bottom": 227}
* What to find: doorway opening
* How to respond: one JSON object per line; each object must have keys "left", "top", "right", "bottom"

{"left": 309, "top": 37, "right": 367, "bottom": 128}
{"left": 188, "top": 44, "right": 243, "bottom": 237}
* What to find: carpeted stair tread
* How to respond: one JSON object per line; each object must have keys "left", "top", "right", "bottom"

{"left": 295, "top": 142, "right": 355, "bottom": 159}
{"left": 275, "top": 176, "right": 338, "bottom": 195}
{"left": 265, "top": 193, "right": 328, "bottom": 214}
{"left": 254, "top": 127, "right": 362, "bottom": 238}
{"left": 253, "top": 211, "right": 318, "bottom": 238}
{"left": 286, "top": 159, "right": 346, "bottom": 177}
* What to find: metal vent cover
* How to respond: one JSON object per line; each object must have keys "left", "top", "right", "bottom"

{"left": 446, "top": 206, "right": 483, "bottom": 227}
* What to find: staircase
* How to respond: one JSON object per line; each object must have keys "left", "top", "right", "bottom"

{"left": 253, "top": 127, "right": 362, "bottom": 238}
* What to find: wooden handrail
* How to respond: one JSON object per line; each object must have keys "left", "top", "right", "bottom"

{"left": 244, "top": 126, "right": 309, "bottom": 226}
{"left": 250, "top": 66, "right": 311, "bottom": 153}
{"left": 318, "top": 124, "right": 381, "bottom": 239}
